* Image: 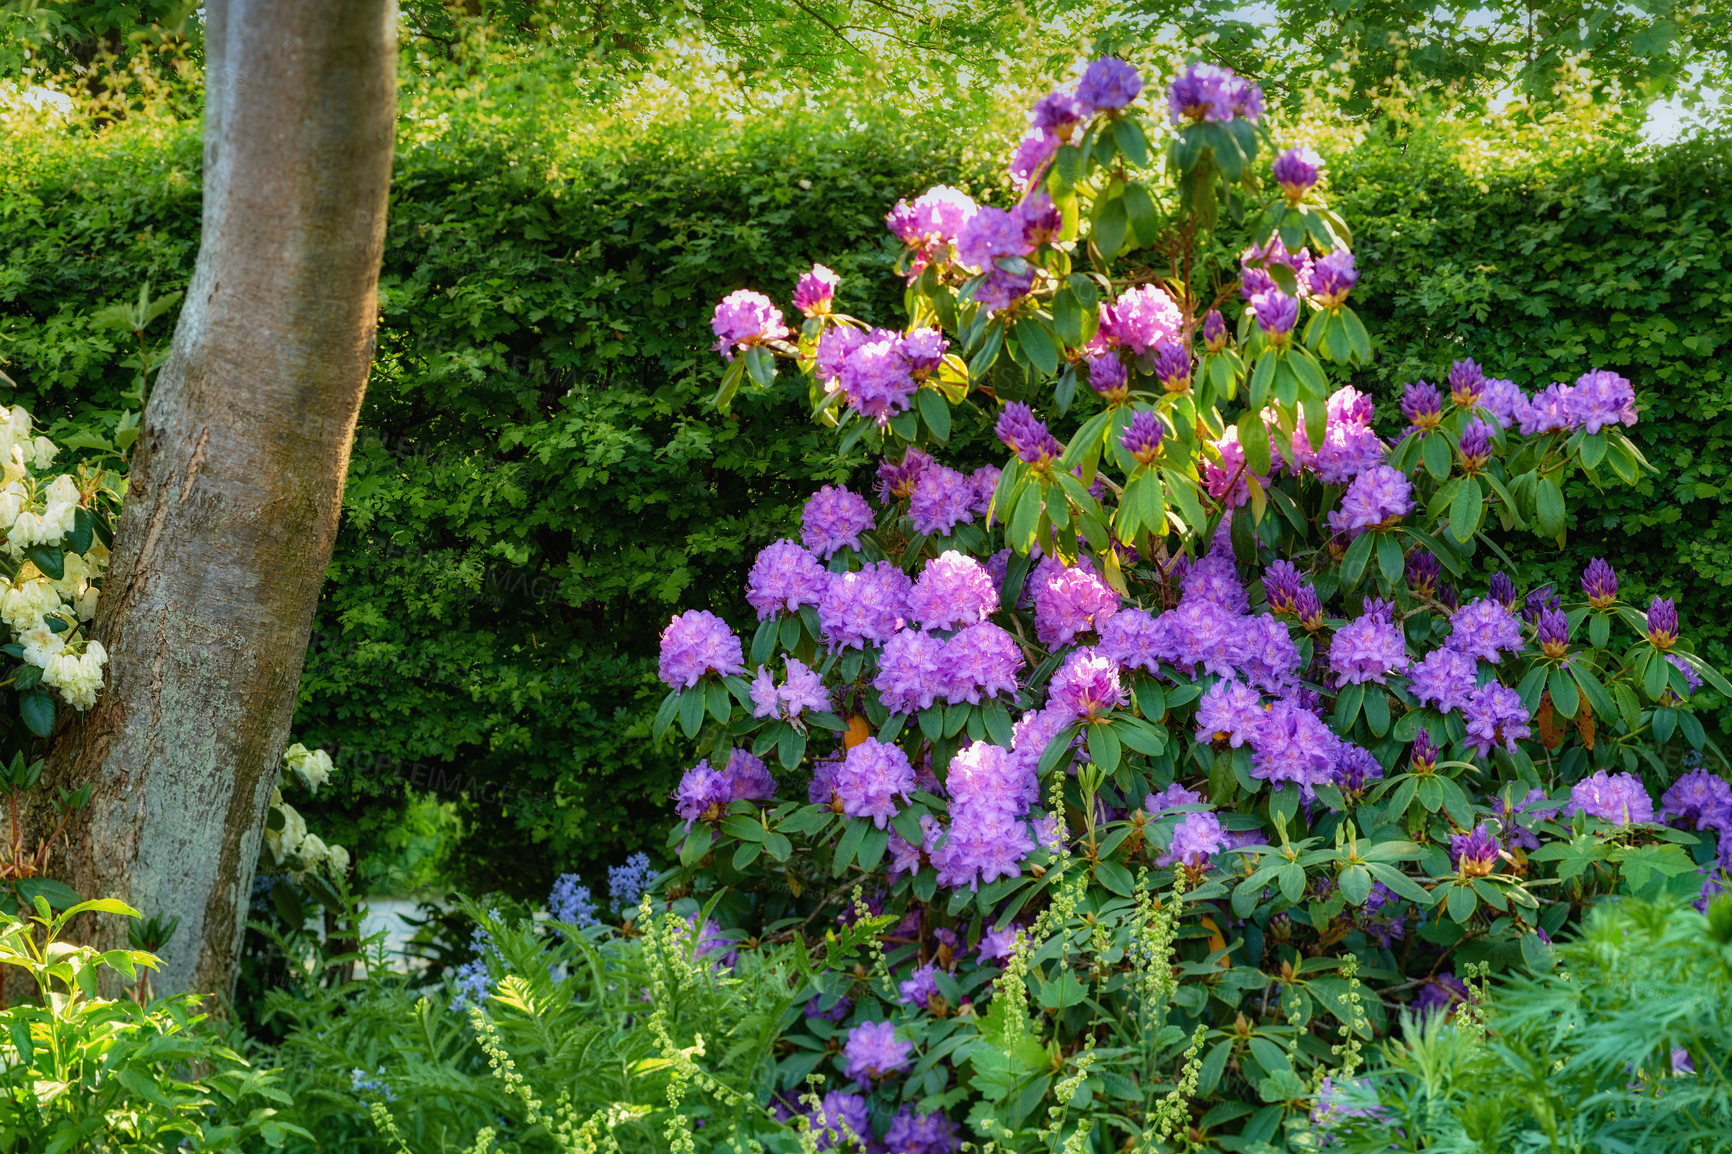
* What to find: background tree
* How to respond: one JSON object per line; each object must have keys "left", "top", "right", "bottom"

{"left": 34, "top": 0, "right": 397, "bottom": 998}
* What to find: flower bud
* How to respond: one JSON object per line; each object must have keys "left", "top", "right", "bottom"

{"left": 1581, "top": 558, "right": 1617, "bottom": 608}
{"left": 1646, "top": 596, "right": 1678, "bottom": 649}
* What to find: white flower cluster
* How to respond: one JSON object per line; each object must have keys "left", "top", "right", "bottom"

{"left": 264, "top": 742, "right": 350, "bottom": 881}
{"left": 0, "top": 404, "right": 109, "bottom": 711}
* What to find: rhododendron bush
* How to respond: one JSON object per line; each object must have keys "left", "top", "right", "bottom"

{"left": 648, "top": 54, "right": 1732, "bottom": 1151}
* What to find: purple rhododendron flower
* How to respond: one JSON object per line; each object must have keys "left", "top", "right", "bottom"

{"left": 1407, "top": 550, "right": 1441, "bottom": 597}
{"left": 836, "top": 329, "right": 918, "bottom": 424}
{"left": 1661, "top": 770, "right": 1732, "bottom": 831}
{"left": 944, "top": 622, "right": 1023, "bottom": 703}
{"left": 909, "top": 465, "right": 977, "bottom": 536}
{"left": 711, "top": 289, "right": 789, "bottom": 359}
{"left": 1462, "top": 682, "right": 1530, "bottom": 756}
{"left": 1458, "top": 418, "right": 1493, "bottom": 471}
{"left": 658, "top": 610, "right": 744, "bottom": 689}
{"left": 1159, "top": 810, "right": 1228, "bottom": 868}
{"left": 875, "top": 628, "right": 949, "bottom": 715}
{"left": 1153, "top": 338, "right": 1191, "bottom": 391}
{"left": 1448, "top": 597, "right": 1524, "bottom": 662}
{"left": 1263, "top": 559, "right": 1302, "bottom": 614}
{"left": 1146, "top": 783, "right": 1205, "bottom": 813}
{"left": 1409, "top": 647, "right": 1478, "bottom": 712}
{"left": 898, "top": 962, "right": 940, "bottom": 1010}
{"left": 1096, "top": 284, "right": 1183, "bottom": 354}
{"left": 1250, "top": 288, "right": 1299, "bottom": 336}
{"left": 745, "top": 539, "right": 829, "bottom": 620}
{"left": 1203, "top": 426, "right": 1266, "bottom": 510}
{"left": 1167, "top": 61, "right": 1263, "bottom": 124}
{"left": 818, "top": 562, "right": 910, "bottom": 650}
{"left": 1249, "top": 698, "right": 1340, "bottom": 798}
{"left": 1519, "top": 382, "right": 1573, "bottom": 435}
{"left": 1565, "top": 369, "right": 1637, "bottom": 433}
{"left": 1327, "top": 465, "right": 1413, "bottom": 537}
{"left": 1272, "top": 146, "right": 1320, "bottom": 198}
{"left": 801, "top": 485, "right": 873, "bottom": 557}
{"left": 1203, "top": 307, "right": 1228, "bottom": 350}
{"left": 1478, "top": 377, "right": 1527, "bottom": 428}
{"left": 1488, "top": 572, "right": 1518, "bottom": 608}
{"left": 907, "top": 551, "right": 997, "bottom": 630}
{"left": 1031, "top": 557, "right": 1121, "bottom": 645}
{"left": 1331, "top": 611, "right": 1409, "bottom": 685}
{"left": 1007, "top": 127, "right": 1060, "bottom": 186}
{"left": 806, "top": 1091, "right": 870, "bottom": 1150}
{"left": 1195, "top": 679, "right": 1267, "bottom": 747}
{"left": 956, "top": 205, "right": 1032, "bottom": 274}
{"left": 1668, "top": 654, "right": 1703, "bottom": 696}
{"left": 833, "top": 738, "right": 916, "bottom": 828}
{"left": 1569, "top": 770, "right": 1655, "bottom": 825}
{"left": 1449, "top": 823, "right": 1499, "bottom": 875}
{"left": 1089, "top": 353, "right": 1128, "bottom": 398}
{"left": 814, "top": 325, "right": 867, "bottom": 389}
{"left": 1448, "top": 358, "right": 1484, "bottom": 405}
{"left": 674, "top": 751, "right": 775, "bottom": 826}
{"left": 793, "top": 265, "right": 839, "bottom": 316}
{"left": 901, "top": 328, "right": 948, "bottom": 372}
{"left": 1049, "top": 647, "right": 1124, "bottom": 720}
{"left": 996, "top": 401, "right": 1063, "bottom": 465}
{"left": 1581, "top": 557, "right": 1617, "bottom": 607}
{"left": 1309, "top": 250, "right": 1357, "bottom": 306}
{"left": 1335, "top": 743, "right": 1384, "bottom": 793}
{"left": 1078, "top": 57, "right": 1142, "bottom": 110}
{"left": 1181, "top": 539, "right": 1250, "bottom": 613}
{"left": 1401, "top": 380, "right": 1442, "bottom": 429}
{"left": 885, "top": 186, "right": 977, "bottom": 250}
{"left": 877, "top": 448, "right": 933, "bottom": 505}
{"left": 976, "top": 923, "right": 1023, "bottom": 963}
{"left": 1647, "top": 596, "right": 1679, "bottom": 647}
{"left": 750, "top": 656, "right": 830, "bottom": 720}
{"left": 1411, "top": 972, "right": 1470, "bottom": 1019}
{"left": 1018, "top": 191, "right": 1063, "bottom": 246}
{"left": 886, "top": 1108, "right": 955, "bottom": 1154}
{"left": 1032, "top": 88, "right": 1087, "bottom": 132}
{"left": 931, "top": 741, "right": 1041, "bottom": 890}
{"left": 1122, "top": 409, "right": 1166, "bottom": 463}
{"left": 970, "top": 465, "right": 1002, "bottom": 518}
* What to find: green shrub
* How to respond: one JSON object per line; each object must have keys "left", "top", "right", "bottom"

{"left": 1322, "top": 892, "right": 1732, "bottom": 1151}
{"left": 0, "top": 899, "right": 304, "bottom": 1151}
{"left": 3, "top": 90, "right": 1729, "bottom": 897}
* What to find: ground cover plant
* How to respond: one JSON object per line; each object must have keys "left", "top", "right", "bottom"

{"left": 303, "top": 50, "right": 1732, "bottom": 1154}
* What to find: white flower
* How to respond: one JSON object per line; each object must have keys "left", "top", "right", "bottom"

{"left": 29, "top": 437, "right": 57, "bottom": 469}
{"left": 42, "top": 640, "right": 105, "bottom": 710}
{"left": 283, "top": 743, "right": 335, "bottom": 791}
{"left": 1, "top": 578, "right": 64, "bottom": 631}
{"left": 18, "top": 622, "right": 64, "bottom": 668}
{"left": 324, "top": 843, "right": 351, "bottom": 877}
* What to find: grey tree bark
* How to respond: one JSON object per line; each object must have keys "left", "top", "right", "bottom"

{"left": 36, "top": 0, "right": 397, "bottom": 998}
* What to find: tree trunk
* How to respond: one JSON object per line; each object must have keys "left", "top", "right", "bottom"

{"left": 36, "top": 0, "right": 397, "bottom": 998}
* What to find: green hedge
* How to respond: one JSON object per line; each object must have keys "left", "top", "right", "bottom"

{"left": 3, "top": 105, "right": 1729, "bottom": 897}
